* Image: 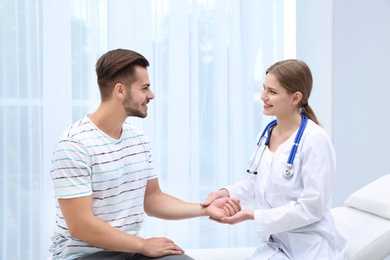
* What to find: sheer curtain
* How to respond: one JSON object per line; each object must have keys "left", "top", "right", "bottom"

{"left": 0, "top": 0, "right": 295, "bottom": 258}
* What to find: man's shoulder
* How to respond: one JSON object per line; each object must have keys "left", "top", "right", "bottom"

{"left": 64, "top": 116, "right": 95, "bottom": 137}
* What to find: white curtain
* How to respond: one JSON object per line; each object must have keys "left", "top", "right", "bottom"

{"left": 0, "top": 0, "right": 295, "bottom": 258}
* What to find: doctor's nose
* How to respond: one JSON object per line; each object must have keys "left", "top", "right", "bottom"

{"left": 260, "top": 90, "right": 267, "bottom": 101}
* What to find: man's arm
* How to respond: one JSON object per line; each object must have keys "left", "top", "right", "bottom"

{"left": 59, "top": 195, "right": 185, "bottom": 257}
{"left": 144, "top": 179, "right": 240, "bottom": 220}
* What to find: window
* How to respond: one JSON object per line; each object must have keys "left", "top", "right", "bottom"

{"left": 0, "top": 0, "right": 295, "bottom": 258}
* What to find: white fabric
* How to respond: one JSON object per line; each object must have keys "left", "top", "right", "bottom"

{"left": 330, "top": 174, "right": 390, "bottom": 260}
{"left": 331, "top": 207, "right": 390, "bottom": 260}
{"left": 226, "top": 120, "right": 347, "bottom": 259}
{"left": 184, "top": 247, "right": 257, "bottom": 260}
{"left": 344, "top": 174, "right": 390, "bottom": 220}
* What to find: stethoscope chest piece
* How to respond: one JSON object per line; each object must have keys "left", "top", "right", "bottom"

{"left": 283, "top": 164, "right": 294, "bottom": 179}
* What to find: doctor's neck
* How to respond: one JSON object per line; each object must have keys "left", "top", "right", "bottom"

{"left": 275, "top": 113, "right": 302, "bottom": 132}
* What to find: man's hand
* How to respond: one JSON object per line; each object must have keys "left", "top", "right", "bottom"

{"left": 205, "top": 197, "right": 241, "bottom": 220}
{"left": 140, "top": 237, "right": 185, "bottom": 257}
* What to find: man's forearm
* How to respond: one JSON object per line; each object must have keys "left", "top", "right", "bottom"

{"left": 70, "top": 216, "right": 145, "bottom": 253}
{"left": 145, "top": 192, "right": 207, "bottom": 220}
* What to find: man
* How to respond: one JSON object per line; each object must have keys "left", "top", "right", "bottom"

{"left": 50, "top": 49, "right": 240, "bottom": 260}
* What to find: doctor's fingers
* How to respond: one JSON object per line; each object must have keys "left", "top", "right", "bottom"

{"left": 209, "top": 215, "right": 240, "bottom": 225}
{"left": 221, "top": 209, "right": 253, "bottom": 224}
{"left": 201, "top": 191, "right": 221, "bottom": 207}
{"left": 222, "top": 212, "right": 248, "bottom": 225}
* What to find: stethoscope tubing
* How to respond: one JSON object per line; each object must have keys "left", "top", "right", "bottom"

{"left": 248, "top": 113, "right": 308, "bottom": 178}
{"left": 286, "top": 114, "right": 308, "bottom": 166}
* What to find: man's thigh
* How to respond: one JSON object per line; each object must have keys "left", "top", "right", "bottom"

{"left": 75, "top": 251, "right": 122, "bottom": 260}
{"left": 129, "top": 253, "right": 194, "bottom": 260}
{"left": 75, "top": 251, "right": 194, "bottom": 260}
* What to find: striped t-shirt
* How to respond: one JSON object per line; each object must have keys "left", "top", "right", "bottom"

{"left": 49, "top": 116, "right": 157, "bottom": 260}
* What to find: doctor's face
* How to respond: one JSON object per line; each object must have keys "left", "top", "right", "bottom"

{"left": 261, "top": 73, "right": 295, "bottom": 117}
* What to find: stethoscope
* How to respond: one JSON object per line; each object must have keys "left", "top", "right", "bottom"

{"left": 247, "top": 113, "right": 308, "bottom": 179}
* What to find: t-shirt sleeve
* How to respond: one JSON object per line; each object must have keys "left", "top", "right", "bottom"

{"left": 50, "top": 139, "right": 93, "bottom": 199}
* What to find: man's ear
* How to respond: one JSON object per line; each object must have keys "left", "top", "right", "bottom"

{"left": 114, "top": 83, "right": 125, "bottom": 97}
{"left": 292, "top": 91, "right": 303, "bottom": 105}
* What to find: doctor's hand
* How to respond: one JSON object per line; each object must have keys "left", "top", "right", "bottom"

{"left": 209, "top": 208, "right": 254, "bottom": 225}
{"left": 205, "top": 197, "right": 241, "bottom": 220}
{"left": 201, "top": 188, "right": 230, "bottom": 207}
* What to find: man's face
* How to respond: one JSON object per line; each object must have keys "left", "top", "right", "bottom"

{"left": 122, "top": 66, "right": 154, "bottom": 118}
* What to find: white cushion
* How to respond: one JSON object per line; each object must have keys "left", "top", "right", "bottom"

{"left": 344, "top": 174, "right": 390, "bottom": 219}
{"left": 184, "top": 247, "right": 256, "bottom": 260}
{"left": 331, "top": 206, "right": 390, "bottom": 260}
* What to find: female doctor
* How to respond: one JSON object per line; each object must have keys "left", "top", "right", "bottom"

{"left": 203, "top": 60, "right": 347, "bottom": 259}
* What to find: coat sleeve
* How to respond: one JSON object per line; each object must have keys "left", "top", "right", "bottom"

{"left": 224, "top": 174, "right": 257, "bottom": 203}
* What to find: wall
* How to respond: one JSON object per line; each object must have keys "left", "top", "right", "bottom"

{"left": 332, "top": 0, "right": 390, "bottom": 206}
{"left": 297, "top": 0, "right": 390, "bottom": 206}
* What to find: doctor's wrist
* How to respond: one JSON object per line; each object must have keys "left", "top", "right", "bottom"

{"left": 245, "top": 209, "right": 255, "bottom": 220}
{"left": 218, "top": 188, "right": 230, "bottom": 198}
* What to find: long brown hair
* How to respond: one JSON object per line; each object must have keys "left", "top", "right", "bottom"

{"left": 266, "top": 59, "right": 320, "bottom": 125}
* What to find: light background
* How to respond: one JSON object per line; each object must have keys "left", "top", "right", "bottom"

{"left": 0, "top": 0, "right": 389, "bottom": 259}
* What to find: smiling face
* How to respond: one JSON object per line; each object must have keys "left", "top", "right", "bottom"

{"left": 261, "top": 73, "right": 297, "bottom": 118}
{"left": 122, "top": 66, "right": 154, "bottom": 118}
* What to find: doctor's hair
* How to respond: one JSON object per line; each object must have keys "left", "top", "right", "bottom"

{"left": 266, "top": 59, "right": 320, "bottom": 126}
{"left": 95, "top": 49, "right": 150, "bottom": 101}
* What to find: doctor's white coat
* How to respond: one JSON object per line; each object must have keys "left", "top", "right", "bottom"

{"left": 225, "top": 120, "right": 347, "bottom": 260}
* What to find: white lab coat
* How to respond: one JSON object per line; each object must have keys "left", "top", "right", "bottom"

{"left": 225, "top": 120, "right": 347, "bottom": 260}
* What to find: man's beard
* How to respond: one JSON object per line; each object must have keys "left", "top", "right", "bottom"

{"left": 122, "top": 92, "right": 147, "bottom": 118}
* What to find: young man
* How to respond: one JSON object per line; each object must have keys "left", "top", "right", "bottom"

{"left": 50, "top": 49, "right": 240, "bottom": 260}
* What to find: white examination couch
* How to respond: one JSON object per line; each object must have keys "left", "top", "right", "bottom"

{"left": 331, "top": 174, "right": 390, "bottom": 260}
{"left": 186, "top": 174, "right": 390, "bottom": 260}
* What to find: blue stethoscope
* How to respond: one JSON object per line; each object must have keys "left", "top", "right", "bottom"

{"left": 247, "top": 113, "right": 308, "bottom": 178}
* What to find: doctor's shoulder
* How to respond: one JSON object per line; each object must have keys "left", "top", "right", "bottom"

{"left": 302, "top": 119, "right": 334, "bottom": 147}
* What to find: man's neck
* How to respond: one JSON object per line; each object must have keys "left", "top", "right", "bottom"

{"left": 88, "top": 103, "right": 126, "bottom": 139}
